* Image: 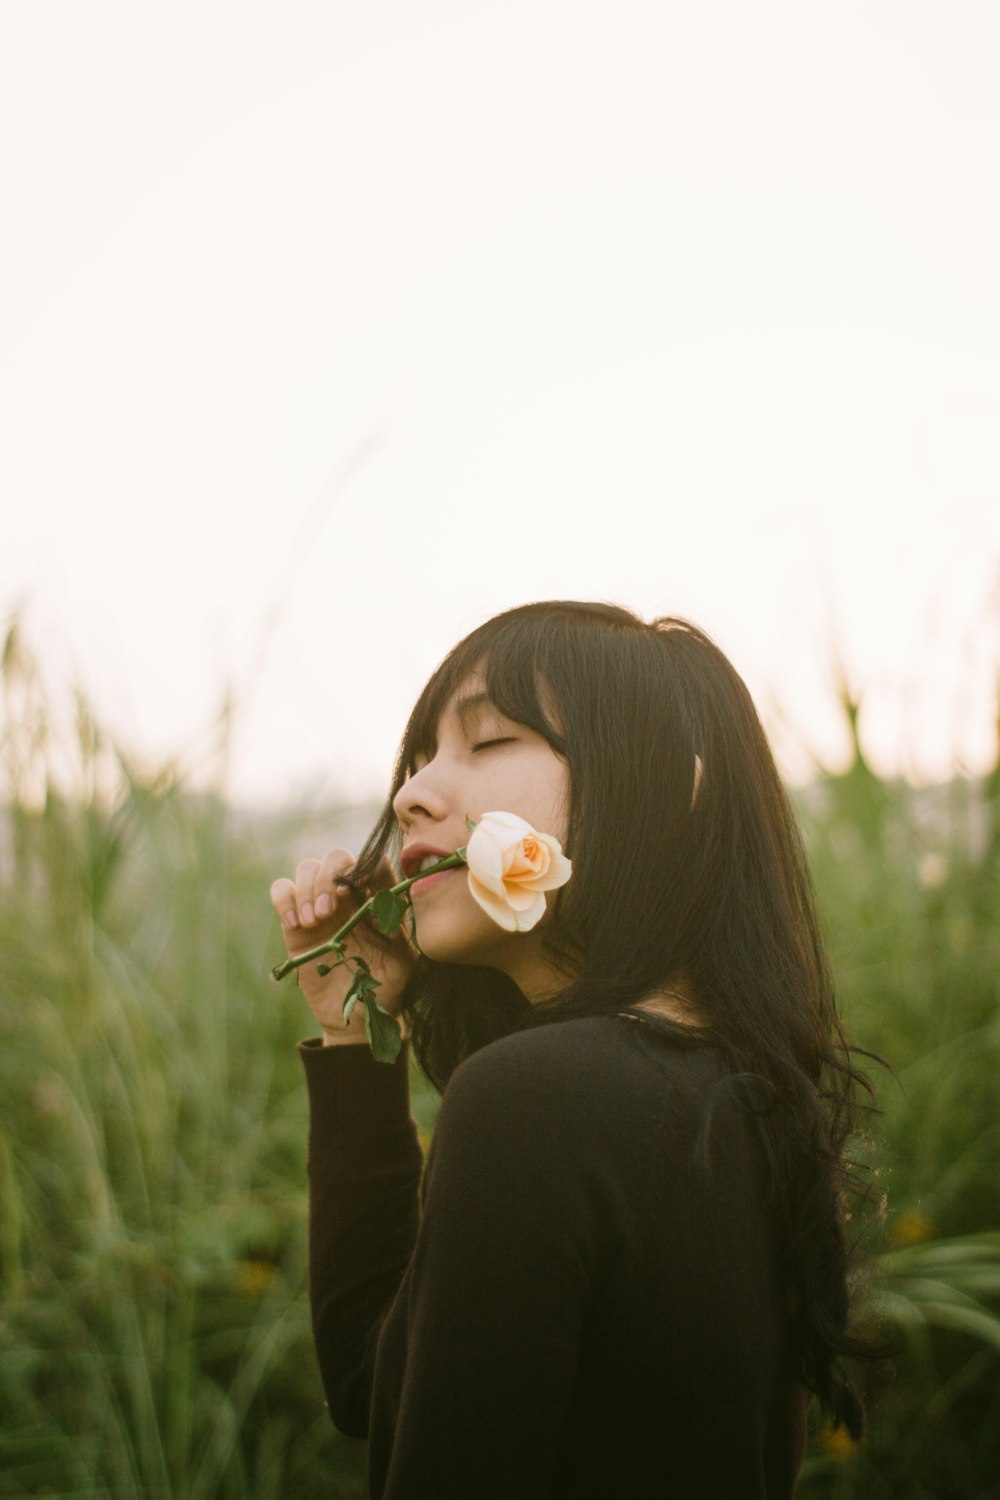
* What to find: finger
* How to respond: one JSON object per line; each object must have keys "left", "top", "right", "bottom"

{"left": 294, "top": 858, "right": 322, "bottom": 927}
{"left": 314, "top": 848, "right": 358, "bottom": 920}
{"left": 269, "top": 876, "right": 301, "bottom": 931}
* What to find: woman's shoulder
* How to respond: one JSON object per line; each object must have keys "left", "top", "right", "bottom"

{"left": 446, "top": 1013, "right": 626, "bottom": 1089}
{"left": 442, "top": 1014, "right": 722, "bottom": 1127}
{"left": 428, "top": 1017, "right": 735, "bottom": 1210}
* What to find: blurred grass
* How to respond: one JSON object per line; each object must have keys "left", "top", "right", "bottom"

{"left": 791, "top": 675, "right": 1000, "bottom": 1498}
{"left": 1, "top": 617, "right": 998, "bottom": 1499}
{"left": 0, "top": 622, "right": 371, "bottom": 1500}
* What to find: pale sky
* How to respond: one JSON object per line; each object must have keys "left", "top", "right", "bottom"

{"left": 2, "top": 0, "right": 998, "bottom": 807}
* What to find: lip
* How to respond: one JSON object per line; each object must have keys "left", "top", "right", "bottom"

{"left": 400, "top": 842, "right": 454, "bottom": 880}
{"left": 410, "top": 867, "right": 459, "bottom": 897}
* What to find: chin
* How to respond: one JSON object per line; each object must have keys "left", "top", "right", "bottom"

{"left": 410, "top": 887, "right": 501, "bottom": 964}
{"left": 415, "top": 933, "right": 499, "bottom": 968}
{"left": 412, "top": 915, "right": 511, "bottom": 971}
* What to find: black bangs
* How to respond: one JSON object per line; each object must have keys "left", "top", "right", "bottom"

{"left": 396, "top": 609, "right": 577, "bottom": 778}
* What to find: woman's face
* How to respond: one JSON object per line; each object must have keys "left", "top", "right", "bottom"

{"left": 392, "top": 672, "right": 570, "bottom": 999}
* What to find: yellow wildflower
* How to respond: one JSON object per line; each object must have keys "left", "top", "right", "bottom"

{"left": 889, "top": 1211, "right": 937, "bottom": 1246}
{"left": 817, "top": 1423, "right": 859, "bottom": 1460}
{"left": 234, "top": 1259, "right": 278, "bottom": 1296}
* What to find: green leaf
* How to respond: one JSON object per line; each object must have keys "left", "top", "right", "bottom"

{"left": 370, "top": 888, "right": 409, "bottom": 935}
{"left": 342, "top": 960, "right": 379, "bottom": 1023}
{"left": 334, "top": 955, "right": 400, "bottom": 1061}
{"left": 364, "top": 997, "right": 403, "bottom": 1064}
{"left": 316, "top": 949, "right": 347, "bottom": 979}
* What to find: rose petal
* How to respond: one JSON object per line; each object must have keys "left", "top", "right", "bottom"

{"left": 467, "top": 873, "right": 520, "bottom": 930}
{"left": 499, "top": 849, "right": 571, "bottom": 893}
{"left": 480, "top": 810, "right": 535, "bottom": 835}
{"left": 520, "top": 849, "right": 572, "bottom": 891}
{"left": 507, "top": 842, "right": 550, "bottom": 878}
{"left": 465, "top": 825, "right": 509, "bottom": 895}
{"left": 510, "top": 892, "right": 547, "bottom": 931}
{"left": 498, "top": 883, "right": 544, "bottom": 911}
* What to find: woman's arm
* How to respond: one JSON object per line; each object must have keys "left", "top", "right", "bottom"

{"left": 299, "top": 1038, "right": 423, "bottom": 1437}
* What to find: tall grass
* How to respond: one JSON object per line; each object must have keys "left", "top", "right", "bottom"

{"left": 1, "top": 618, "right": 997, "bottom": 1498}
{"left": 792, "top": 680, "right": 1000, "bottom": 1497}
{"left": 0, "top": 623, "right": 369, "bottom": 1499}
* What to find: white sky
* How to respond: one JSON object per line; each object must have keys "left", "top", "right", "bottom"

{"left": 2, "top": 0, "right": 998, "bottom": 807}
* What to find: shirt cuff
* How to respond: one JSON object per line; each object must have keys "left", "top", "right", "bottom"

{"left": 298, "top": 1036, "right": 414, "bottom": 1136}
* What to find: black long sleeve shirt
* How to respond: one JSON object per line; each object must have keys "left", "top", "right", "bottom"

{"left": 300, "top": 1014, "right": 808, "bottom": 1498}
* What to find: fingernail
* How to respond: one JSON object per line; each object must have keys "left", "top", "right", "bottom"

{"left": 284, "top": 909, "right": 300, "bottom": 929}
{"left": 315, "top": 893, "right": 331, "bottom": 918}
{"left": 301, "top": 902, "right": 315, "bottom": 926}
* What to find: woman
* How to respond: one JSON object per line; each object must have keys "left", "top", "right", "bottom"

{"left": 270, "top": 601, "right": 877, "bottom": 1498}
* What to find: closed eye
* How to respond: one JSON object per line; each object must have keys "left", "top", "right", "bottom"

{"left": 471, "top": 737, "right": 515, "bottom": 753}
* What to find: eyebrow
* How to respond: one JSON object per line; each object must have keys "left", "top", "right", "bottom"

{"left": 452, "top": 691, "right": 503, "bottom": 731}
{"left": 409, "top": 691, "right": 506, "bottom": 770}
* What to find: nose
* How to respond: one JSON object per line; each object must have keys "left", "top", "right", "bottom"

{"left": 393, "top": 759, "right": 450, "bottom": 829}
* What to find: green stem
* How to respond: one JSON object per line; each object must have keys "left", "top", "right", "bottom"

{"left": 271, "top": 849, "right": 467, "bottom": 982}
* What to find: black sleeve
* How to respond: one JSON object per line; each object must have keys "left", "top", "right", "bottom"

{"left": 376, "top": 1039, "right": 612, "bottom": 1500}
{"left": 298, "top": 1038, "right": 424, "bottom": 1438}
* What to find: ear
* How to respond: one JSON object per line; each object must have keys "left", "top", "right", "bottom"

{"left": 690, "top": 754, "right": 703, "bottom": 812}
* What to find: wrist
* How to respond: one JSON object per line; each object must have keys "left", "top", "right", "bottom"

{"left": 321, "top": 1027, "right": 371, "bottom": 1048}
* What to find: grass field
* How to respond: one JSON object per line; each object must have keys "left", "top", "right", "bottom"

{"left": 1, "top": 621, "right": 997, "bottom": 1498}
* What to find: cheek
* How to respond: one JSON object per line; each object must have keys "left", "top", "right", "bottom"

{"left": 469, "top": 747, "right": 569, "bottom": 843}
{"left": 540, "top": 765, "right": 571, "bottom": 844}
{"left": 411, "top": 874, "right": 507, "bottom": 960}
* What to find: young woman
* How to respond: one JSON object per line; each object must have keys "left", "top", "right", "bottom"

{"left": 270, "top": 600, "right": 877, "bottom": 1499}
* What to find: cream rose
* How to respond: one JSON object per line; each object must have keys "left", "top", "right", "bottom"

{"left": 464, "top": 811, "right": 572, "bottom": 933}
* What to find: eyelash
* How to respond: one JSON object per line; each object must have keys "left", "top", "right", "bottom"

{"left": 471, "top": 737, "right": 514, "bottom": 753}
{"left": 407, "top": 734, "right": 516, "bottom": 776}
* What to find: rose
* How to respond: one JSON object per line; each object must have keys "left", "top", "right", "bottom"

{"left": 272, "top": 811, "right": 573, "bottom": 1061}
{"left": 465, "top": 810, "right": 572, "bottom": 932}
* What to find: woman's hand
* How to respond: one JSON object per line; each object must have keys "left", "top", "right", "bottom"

{"left": 270, "top": 850, "right": 415, "bottom": 1047}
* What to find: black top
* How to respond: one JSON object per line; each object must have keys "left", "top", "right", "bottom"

{"left": 299, "top": 1014, "right": 808, "bottom": 1499}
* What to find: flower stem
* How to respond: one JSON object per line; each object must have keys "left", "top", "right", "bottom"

{"left": 270, "top": 849, "right": 467, "bottom": 982}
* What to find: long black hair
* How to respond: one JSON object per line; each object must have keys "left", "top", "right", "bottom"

{"left": 350, "top": 599, "right": 882, "bottom": 1436}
